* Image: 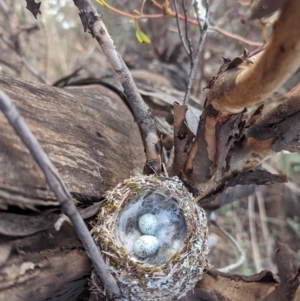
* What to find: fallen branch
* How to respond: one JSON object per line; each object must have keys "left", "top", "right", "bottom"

{"left": 0, "top": 90, "right": 121, "bottom": 299}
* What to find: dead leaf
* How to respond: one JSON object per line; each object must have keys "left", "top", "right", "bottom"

{"left": 25, "top": 0, "right": 41, "bottom": 19}
{"left": 261, "top": 241, "right": 300, "bottom": 301}
{"left": 250, "top": 0, "right": 288, "bottom": 20}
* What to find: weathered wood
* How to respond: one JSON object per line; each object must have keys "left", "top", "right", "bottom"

{"left": 180, "top": 268, "right": 300, "bottom": 301}
{"left": 0, "top": 74, "right": 144, "bottom": 209}
{"left": 0, "top": 74, "right": 144, "bottom": 301}
{"left": 0, "top": 225, "right": 91, "bottom": 301}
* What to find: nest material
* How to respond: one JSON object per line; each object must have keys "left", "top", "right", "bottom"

{"left": 91, "top": 175, "right": 209, "bottom": 301}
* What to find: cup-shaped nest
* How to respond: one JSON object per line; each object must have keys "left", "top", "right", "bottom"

{"left": 91, "top": 175, "right": 209, "bottom": 301}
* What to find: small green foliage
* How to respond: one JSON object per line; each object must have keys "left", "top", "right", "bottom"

{"left": 135, "top": 28, "right": 151, "bottom": 44}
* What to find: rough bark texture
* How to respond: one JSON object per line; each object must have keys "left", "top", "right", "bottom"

{"left": 0, "top": 74, "right": 144, "bottom": 210}
{"left": 181, "top": 268, "right": 300, "bottom": 301}
{"left": 0, "top": 225, "right": 91, "bottom": 301}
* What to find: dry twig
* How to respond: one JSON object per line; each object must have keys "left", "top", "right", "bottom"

{"left": 173, "top": 0, "right": 209, "bottom": 105}
{"left": 73, "top": 0, "right": 162, "bottom": 174}
{"left": 256, "top": 189, "right": 274, "bottom": 271}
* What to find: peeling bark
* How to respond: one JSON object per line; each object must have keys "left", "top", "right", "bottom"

{"left": 180, "top": 242, "right": 300, "bottom": 301}
{"left": 215, "top": 0, "right": 300, "bottom": 114}
{"left": 167, "top": 102, "right": 195, "bottom": 177}
{"left": 261, "top": 242, "right": 300, "bottom": 301}
{"left": 183, "top": 0, "right": 300, "bottom": 195}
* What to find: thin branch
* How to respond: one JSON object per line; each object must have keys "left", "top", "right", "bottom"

{"left": 73, "top": 0, "right": 162, "bottom": 174}
{"left": 167, "top": 1, "right": 209, "bottom": 174}
{"left": 0, "top": 56, "right": 19, "bottom": 72}
{"left": 96, "top": 0, "right": 164, "bottom": 19}
{"left": 19, "top": 23, "right": 39, "bottom": 33}
{"left": 173, "top": 0, "right": 189, "bottom": 56}
{"left": 182, "top": 0, "right": 193, "bottom": 59}
{"left": 0, "top": 90, "right": 121, "bottom": 299}
{"left": 0, "top": 1, "right": 48, "bottom": 84}
{"left": 0, "top": 0, "right": 9, "bottom": 14}
{"left": 256, "top": 189, "right": 274, "bottom": 271}
{"left": 211, "top": 220, "right": 246, "bottom": 273}
{"left": 140, "top": 0, "right": 146, "bottom": 15}
{"left": 96, "top": 0, "right": 264, "bottom": 47}
{"left": 182, "top": 0, "right": 209, "bottom": 105}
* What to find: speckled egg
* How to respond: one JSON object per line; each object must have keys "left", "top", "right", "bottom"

{"left": 133, "top": 235, "right": 160, "bottom": 258}
{"left": 138, "top": 213, "right": 159, "bottom": 236}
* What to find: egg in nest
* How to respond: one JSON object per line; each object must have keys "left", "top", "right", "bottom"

{"left": 138, "top": 213, "right": 159, "bottom": 236}
{"left": 133, "top": 235, "right": 160, "bottom": 258}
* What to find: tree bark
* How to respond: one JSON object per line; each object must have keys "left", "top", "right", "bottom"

{"left": 0, "top": 74, "right": 144, "bottom": 209}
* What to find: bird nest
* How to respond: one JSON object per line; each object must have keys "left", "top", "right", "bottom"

{"left": 90, "top": 175, "right": 209, "bottom": 300}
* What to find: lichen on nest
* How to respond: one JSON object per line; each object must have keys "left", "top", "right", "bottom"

{"left": 90, "top": 175, "right": 209, "bottom": 301}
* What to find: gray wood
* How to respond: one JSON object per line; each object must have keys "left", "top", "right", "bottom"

{"left": 0, "top": 75, "right": 144, "bottom": 210}
{"left": 0, "top": 74, "right": 144, "bottom": 301}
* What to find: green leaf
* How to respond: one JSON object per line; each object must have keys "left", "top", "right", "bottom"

{"left": 133, "top": 9, "right": 140, "bottom": 14}
{"left": 135, "top": 28, "right": 151, "bottom": 44}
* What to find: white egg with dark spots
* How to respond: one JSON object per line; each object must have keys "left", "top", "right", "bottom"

{"left": 133, "top": 235, "right": 160, "bottom": 258}
{"left": 138, "top": 213, "right": 159, "bottom": 235}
